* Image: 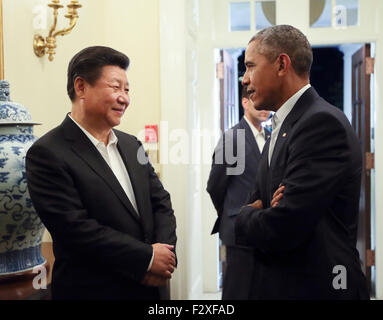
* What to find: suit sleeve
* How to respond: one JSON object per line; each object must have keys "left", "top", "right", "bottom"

{"left": 246, "top": 163, "right": 263, "bottom": 204}
{"left": 235, "top": 112, "right": 358, "bottom": 253}
{"left": 140, "top": 142, "right": 177, "bottom": 249}
{"left": 26, "top": 144, "right": 153, "bottom": 283}
{"left": 206, "top": 134, "right": 229, "bottom": 216}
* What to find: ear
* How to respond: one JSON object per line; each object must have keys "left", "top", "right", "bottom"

{"left": 277, "top": 53, "right": 291, "bottom": 76}
{"left": 242, "top": 97, "right": 249, "bottom": 110}
{"left": 74, "top": 76, "right": 87, "bottom": 99}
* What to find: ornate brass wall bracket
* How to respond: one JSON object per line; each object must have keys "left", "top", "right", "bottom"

{"left": 33, "top": 0, "right": 82, "bottom": 61}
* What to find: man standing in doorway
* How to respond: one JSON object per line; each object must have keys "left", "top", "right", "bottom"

{"left": 207, "top": 86, "right": 271, "bottom": 299}
{"left": 236, "top": 24, "right": 369, "bottom": 299}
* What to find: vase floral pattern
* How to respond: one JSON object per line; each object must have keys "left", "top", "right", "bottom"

{"left": 0, "top": 80, "right": 45, "bottom": 275}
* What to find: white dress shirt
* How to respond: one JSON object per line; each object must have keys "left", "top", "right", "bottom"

{"left": 244, "top": 115, "right": 267, "bottom": 153}
{"left": 69, "top": 115, "right": 154, "bottom": 270}
{"left": 268, "top": 84, "right": 311, "bottom": 165}
{"left": 69, "top": 115, "right": 139, "bottom": 214}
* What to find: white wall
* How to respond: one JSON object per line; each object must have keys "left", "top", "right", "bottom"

{"left": 159, "top": 0, "right": 204, "bottom": 300}
{"left": 198, "top": 0, "right": 221, "bottom": 294}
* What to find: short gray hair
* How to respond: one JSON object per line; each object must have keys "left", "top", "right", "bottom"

{"left": 249, "top": 25, "right": 313, "bottom": 77}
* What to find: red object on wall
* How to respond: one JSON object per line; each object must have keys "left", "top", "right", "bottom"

{"left": 145, "top": 125, "right": 158, "bottom": 143}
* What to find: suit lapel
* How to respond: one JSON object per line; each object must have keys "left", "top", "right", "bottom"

{"left": 269, "top": 120, "right": 290, "bottom": 169}
{"left": 259, "top": 138, "right": 271, "bottom": 205}
{"left": 61, "top": 115, "right": 140, "bottom": 222}
{"left": 241, "top": 118, "right": 261, "bottom": 158}
{"left": 269, "top": 87, "right": 319, "bottom": 169}
{"left": 115, "top": 134, "right": 154, "bottom": 235}
{"left": 115, "top": 134, "right": 149, "bottom": 220}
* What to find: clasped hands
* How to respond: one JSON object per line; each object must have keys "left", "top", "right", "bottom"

{"left": 142, "top": 185, "right": 285, "bottom": 286}
{"left": 248, "top": 184, "right": 285, "bottom": 209}
{"left": 142, "top": 243, "right": 176, "bottom": 287}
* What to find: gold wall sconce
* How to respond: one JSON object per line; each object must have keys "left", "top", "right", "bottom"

{"left": 33, "top": 0, "right": 82, "bottom": 61}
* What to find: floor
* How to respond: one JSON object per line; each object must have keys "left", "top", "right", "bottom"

{"left": 200, "top": 291, "right": 222, "bottom": 300}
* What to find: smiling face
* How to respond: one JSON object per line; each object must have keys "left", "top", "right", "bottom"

{"left": 242, "top": 40, "right": 282, "bottom": 112}
{"left": 80, "top": 65, "right": 130, "bottom": 130}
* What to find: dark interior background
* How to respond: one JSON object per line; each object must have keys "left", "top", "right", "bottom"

{"left": 237, "top": 46, "right": 344, "bottom": 118}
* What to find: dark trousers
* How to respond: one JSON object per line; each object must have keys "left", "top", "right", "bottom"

{"left": 52, "top": 283, "right": 161, "bottom": 300}
{"left": 222, "top": 246, "right": 254, "bottom": 300}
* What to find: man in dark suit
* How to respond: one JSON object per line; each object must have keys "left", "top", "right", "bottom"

{"left": 235, "top": 25, "right": 369, "bottom": 299}
{"left": 26, "top": 46, "right": 177, "bottom": 300}
{"left": 207, "top": 87, "right": 270, "bottom": 299}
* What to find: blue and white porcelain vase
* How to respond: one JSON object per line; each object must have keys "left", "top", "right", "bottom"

{"left": 0, "top": 80, "right": 45, "bottom": 277}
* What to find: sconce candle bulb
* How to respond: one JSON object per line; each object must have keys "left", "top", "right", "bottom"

{"left": 33, "top": 0, "right": 82, "bottom": 61}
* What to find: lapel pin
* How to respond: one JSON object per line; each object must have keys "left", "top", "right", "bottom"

{"left": 282, "top": 133, "right": 287, "bottom": 137}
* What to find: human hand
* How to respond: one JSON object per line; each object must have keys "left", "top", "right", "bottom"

{"left": 248, "top": 199, "right": 263, "bottom": 209}
{"left": 150, "top": 243, "right": 176, "bottom": 278}
{"left": 271, "top": 184, "right": 285, "bottom": 207}
{"left": 141, "top": 271, "right": 168, "bottom": 287}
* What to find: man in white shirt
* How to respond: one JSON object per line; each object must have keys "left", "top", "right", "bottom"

{"left": 26, "top": 46, "right": 177, "bottom": 300}
{"left": 207, "top": 86, "right": 270, "bottom": 299}
{"left": 235, "top": 25, "right": 368, "bottom": 299}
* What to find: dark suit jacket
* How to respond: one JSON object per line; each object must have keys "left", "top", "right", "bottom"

{"left": 207, "top": 117, "right": 270, "bottom": 246}
{"left": 26, "top": 115, "right": 177, "bottom": 300}
{"left": 235, "top": 87, "right": 369, "bottom": 300}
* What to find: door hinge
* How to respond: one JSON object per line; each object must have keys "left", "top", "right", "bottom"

{"left": 366, "top": 152, "right": 375, "bottom": 170}
{"left": 216, "top": 61, "right": 224, "bottom": 79}
{"left": 219, "top": 244, "right": 226, "bottom": 262}
{"left": 366, "top": 249, "right": 375, "bottom": 267}
{"left": 366, "top": 57, "right": 375, "bottom": 75}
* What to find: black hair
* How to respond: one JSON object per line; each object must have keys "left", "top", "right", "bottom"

{"left": 249, "top": 25, "right": 313, "bottom": 77}
{"left": 67, "top": 46, "right": 130, "bottom": 101}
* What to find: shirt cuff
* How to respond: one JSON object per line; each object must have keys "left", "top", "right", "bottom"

{"left": 147, "top": 250, "right": 154, "bottom": 271}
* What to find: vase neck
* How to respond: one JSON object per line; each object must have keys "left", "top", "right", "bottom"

{"left": 0, "top": 125, "right": 34, "bottom": 135}
{"left": 0, "top": 80, "right": 11, "bottom": 102}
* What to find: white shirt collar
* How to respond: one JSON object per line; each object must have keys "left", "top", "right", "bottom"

{"left": 69, "top": 114, "right": 118, "bottom": 147}
{"left": 244, "top": 115, "right": 265, "bottom": 138}
{"left": 273, "top": 84, "right": 311, "bottom": 128}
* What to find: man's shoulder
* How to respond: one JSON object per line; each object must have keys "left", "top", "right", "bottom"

{"left": 223, "top": 118, "right": 248, "bottom": 138}
{"left": 27, "top": 125, "right": 68, "bottom": 162}
{"left": 113, "top": 129, "right": 141, "bottom": 146}
{"left": 232, "top": 118, "right": 248, "bottom": 130}
{"left": 292, "top": 98, "right": 354, "bottom": 143}
{"left": 303, "top": 98, "right": 350, "bottom": 126}
{"left": 32, "top": 125, "right": 64, "bottom": 148}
